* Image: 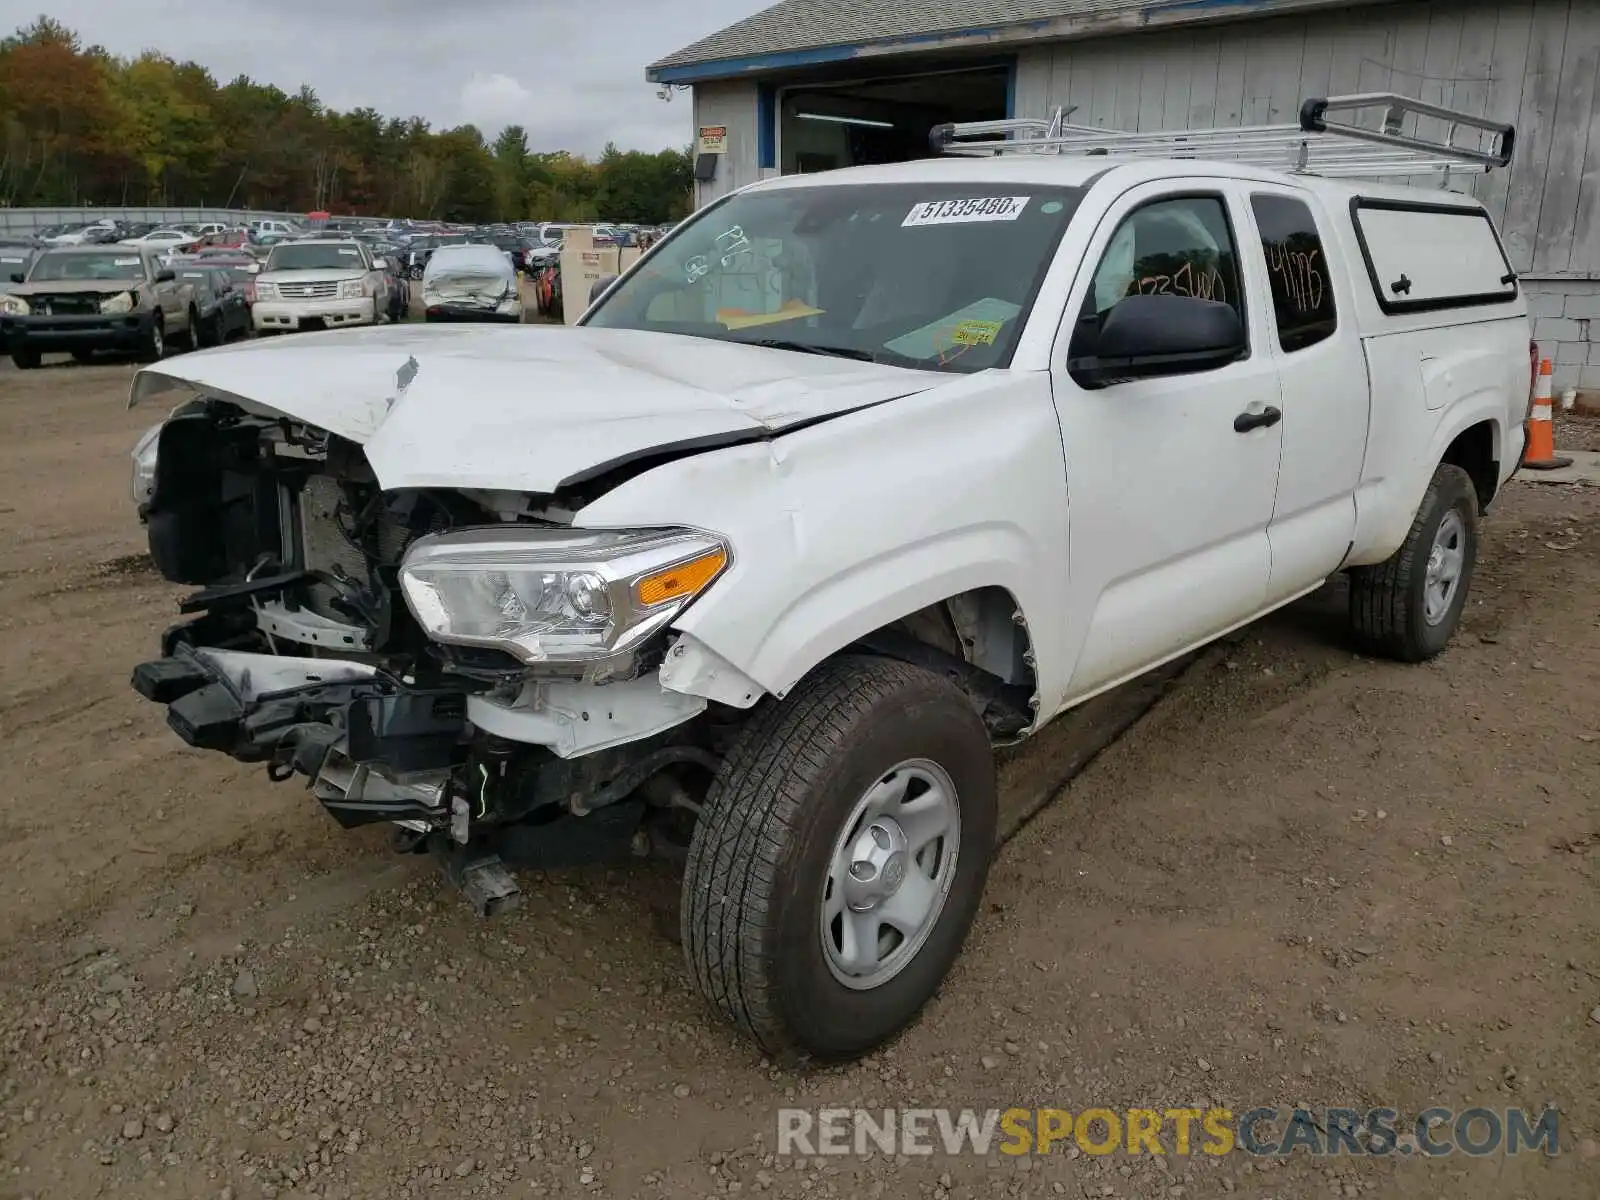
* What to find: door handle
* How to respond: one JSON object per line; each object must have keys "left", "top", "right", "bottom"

{"left": 1234, "top": 406, "right": 1283, "bottom": 433}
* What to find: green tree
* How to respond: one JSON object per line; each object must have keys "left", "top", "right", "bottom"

{"left": 0, "top": 17, "right": 694, "bottom": 219}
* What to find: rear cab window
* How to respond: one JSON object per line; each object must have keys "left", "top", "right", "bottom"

{"left": 1349, "top": 198, "right": 1517, "bottom": 314}
{"left": 1250, "top": 194, "right": 1337, "bottom": 352}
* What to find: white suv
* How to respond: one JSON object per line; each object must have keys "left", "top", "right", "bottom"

{"left": 251, "top": 239, "right": 389, "bottom": 333}
{"left": 125, "top": 94, "right": 1529, "bottom": 1063}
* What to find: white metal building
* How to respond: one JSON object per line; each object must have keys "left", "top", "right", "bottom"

{"left": 648, "top": 0, "right": 1600, "bottom": 394}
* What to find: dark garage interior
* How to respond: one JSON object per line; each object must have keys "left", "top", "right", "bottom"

{"left": 778, "top": 67, "right": 1010, "bottom": 173}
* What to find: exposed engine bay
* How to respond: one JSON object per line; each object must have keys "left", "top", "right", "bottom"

{"left": 130, "top": 399, "right": 726, "bottom": 910}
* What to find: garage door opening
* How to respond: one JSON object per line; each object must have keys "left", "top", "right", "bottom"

{"left": 779, "top": 67, "right": 1009, "bottom": 174}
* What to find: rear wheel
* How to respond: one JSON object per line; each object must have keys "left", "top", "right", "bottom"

{"left": 180, "top": 309, "right": 200, "bottom": 350}
{"left": 10, "top": 348, "right": 41, "bottom": 369}
{"left": 1348, "top": 463, "right": 1479, "bottom": 662}
{"left": 681, "top": 655, "right": 997, "bottom": 1062}
{"left": 71, "top": 349, "right": 95, "bottom": 364}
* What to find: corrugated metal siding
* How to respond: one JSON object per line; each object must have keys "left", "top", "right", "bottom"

{"left": 693, "top": 82, "right": 762, "bottom": 207}
{"left": 1014, "top": 0, "right": 1600, "bottom": 275}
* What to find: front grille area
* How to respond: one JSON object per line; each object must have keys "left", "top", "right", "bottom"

{"left": 38, "top": 293, "right": 104, "bottom": 316}
{"left": 278, "top": 281, "right": 339, "bottom": 299}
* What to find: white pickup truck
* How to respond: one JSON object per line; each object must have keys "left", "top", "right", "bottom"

{"left": 125, "top": 95, "right": 1531, "bottom": 1062}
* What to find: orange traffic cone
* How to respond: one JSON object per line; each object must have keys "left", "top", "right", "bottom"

{"left": 1523, "top": 359, "right": 1573, "bottom": 470}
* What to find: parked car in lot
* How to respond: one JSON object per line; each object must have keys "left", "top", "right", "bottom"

{"left": 1, "top": 245, "right": 197, "bottom": 367}
{"left": 397, "top": 234, "right": 469, "bottom": 280}
{"left": 420, "top": 243, "right": 522, "bottom": 322}
{"left": 369, "top": 246, "right": 411, "bottom": 322}
{"left": 248, "top": 218, "right": 306, "bottom": 241}
{"left": 0, "top": 241, "right": 39, "bottom": 288}
{"left": 120, "top": 94, "right": 1529, "bottom": 1062}
{"left": 251, "top": 239, "right": 390, "bottom": 334}
{"left": 39, "top": 221, "right": 118, "bottom": 246}
{"left": 120, "top": 228, "right": 200, "bottom": 253}
{"left": 171, "top": 264, "right": 253, "bottom": 346}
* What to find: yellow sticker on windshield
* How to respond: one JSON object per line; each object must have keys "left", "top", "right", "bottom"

{"left": 951, "top": 319, "right": 1004, "bottom": 346}
{"left": 717, "top": 299, "right": 825, "bottom": 330}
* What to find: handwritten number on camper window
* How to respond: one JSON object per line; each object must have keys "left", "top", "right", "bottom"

{"left": 1250, "top": 194, "right": 1337, "bottom": 353}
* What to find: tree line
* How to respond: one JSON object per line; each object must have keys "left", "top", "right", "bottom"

{"left": 0, "top": 17, "right": 694, "bottom": 224}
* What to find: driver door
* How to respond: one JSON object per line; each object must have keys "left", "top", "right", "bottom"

{"left": 1051, "top": 182, "right": 1285, "bottom": 701}
{"left": 144, "top": 254, "right": 181, "bottom": 330}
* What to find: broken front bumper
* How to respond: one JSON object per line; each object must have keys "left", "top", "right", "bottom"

{"left": 130, "top": 644, "right": 466, "bottom": 828}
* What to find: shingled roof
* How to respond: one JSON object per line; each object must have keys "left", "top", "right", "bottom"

{"left": 647, "top": 0, "right": 1343, "bottom": 80}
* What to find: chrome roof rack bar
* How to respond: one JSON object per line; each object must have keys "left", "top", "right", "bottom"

{"left": 928, "top": 92, "right": 1514, "bottom": 177}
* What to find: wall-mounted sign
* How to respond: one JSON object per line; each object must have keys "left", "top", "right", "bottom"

{"left": 697, "top": 125, "right": 728, "bottom": 154}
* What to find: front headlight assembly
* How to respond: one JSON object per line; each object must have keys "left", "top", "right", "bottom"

{"left": 100, "top": 290, "right": 135, "bottom": 314}
{"left": 0, "top": 294, "right": 28, "bottom": 316}
{"left": 399, "top": 527, "right": 730, "bottom": 678}
{"left": 341, "top": 279, "right": 366, "bottom": 299}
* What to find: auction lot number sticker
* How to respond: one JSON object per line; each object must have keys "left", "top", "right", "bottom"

{"left": 903, "top": 196, "right": 1032, "bottom": 226}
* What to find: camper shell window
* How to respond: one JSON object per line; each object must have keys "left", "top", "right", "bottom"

{"left": 1349, "top": 198, "right": 1518, "bottom": 315}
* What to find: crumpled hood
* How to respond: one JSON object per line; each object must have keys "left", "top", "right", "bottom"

{"left": 130, "top": 322, "right": 941, "bottom": 492}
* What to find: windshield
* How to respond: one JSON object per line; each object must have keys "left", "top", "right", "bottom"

{"left": 584, "top": 182, "right": 1082, "bottom": 372}
{"left": 267, "top": 243, "right": 367, "bottom": 271}
{"left": 29, "top": 251, "right": 147, "bottom": 283}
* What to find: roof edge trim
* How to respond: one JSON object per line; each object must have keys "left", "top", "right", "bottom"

{"left": 645, "top": 0, "right": 1393, "bottom": 83}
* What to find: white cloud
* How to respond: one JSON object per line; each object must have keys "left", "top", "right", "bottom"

{"left": 457, "top": 73, "right": 535, "bottom": 134}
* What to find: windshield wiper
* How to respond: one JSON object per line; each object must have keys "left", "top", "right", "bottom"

{"left": 742, "top": 337, "right": 877, "bottom": 362}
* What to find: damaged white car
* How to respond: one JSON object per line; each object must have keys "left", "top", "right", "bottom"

{"left": 127, "top": 126, "right": 1530, "bottom": 1060}
{"left": 421, "top": 243, "right": 523, "bottom": 323}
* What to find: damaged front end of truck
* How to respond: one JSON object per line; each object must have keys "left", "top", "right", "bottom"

{"left": 120, "top": 326, "right": 854, "bottom": 913}
{"left": 130, "top": 397, "right": 745, "bottom": 912}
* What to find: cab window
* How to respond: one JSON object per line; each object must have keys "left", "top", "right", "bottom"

{"left": 1070, "top": 194, "right": 1246, "bottom": 369}
{"left": 1251, "top": 194, "right": 1337, "bottom": 351}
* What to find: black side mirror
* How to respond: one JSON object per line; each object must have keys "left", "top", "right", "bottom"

{"left": 1069, "top": 292, "right": 1245, "bottom": 389}
{"left": 156, "top": 268, "right": 176, "bottom": 283}
{"left": 589, "top": 274, "right": 619, "bottom": 305}
{"left": 8, "top": 272, "right": 21, "bottom": 284}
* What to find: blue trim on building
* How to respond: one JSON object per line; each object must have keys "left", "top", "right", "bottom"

{"left": 756, "top": 83, "right": 777, "bottom": 169}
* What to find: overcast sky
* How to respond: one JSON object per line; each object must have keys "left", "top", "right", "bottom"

{"left": 3, "top": 0, "right": 760, "bottom": 155}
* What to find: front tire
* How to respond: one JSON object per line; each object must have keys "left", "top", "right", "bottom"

{"left": 682, "top": 655, "right": 997, "bottom": 1062}
{"left": 139, "top": 319, "right": 166, "bottom": 363}
{"left": 1348, "top": 463, "right": 1479, "bottom": 662}
{"left": 10, "top": 348, "right": 41, "bottom": 369}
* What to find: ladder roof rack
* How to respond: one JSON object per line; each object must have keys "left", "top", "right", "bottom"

{"left": 929, "top": 93, "right": 1515, "bottom": 180}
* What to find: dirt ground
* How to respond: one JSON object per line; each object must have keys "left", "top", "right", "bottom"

{"left": 1, "top": 348, "right": 1597, "bottom": 1200}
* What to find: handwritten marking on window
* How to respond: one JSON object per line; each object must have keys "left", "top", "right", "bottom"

{"left": 715, "top": 225, "right": 752, "bottom": 266}
{"left": 1265, "top": 244, "right": 1325, "bottom": 314}
{"left": 1127, "top": 260, "right": 1228, "bottom": 304}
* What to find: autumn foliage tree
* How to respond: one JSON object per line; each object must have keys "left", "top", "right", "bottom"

{"left": 0, "top": 17, "right": 693, "bottom": 223}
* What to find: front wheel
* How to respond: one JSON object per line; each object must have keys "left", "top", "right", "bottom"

{"left": 1348, "top": 463, "right": 1479, "bottom": 662}
{"left": 10, "top": 347, "right": 41, "bottom": 369}
{"left": 681, "top": 655, "right": 997, "bottom": 1062}
{"left": 138, "top": 320, "right": 166, "bottom": 363}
